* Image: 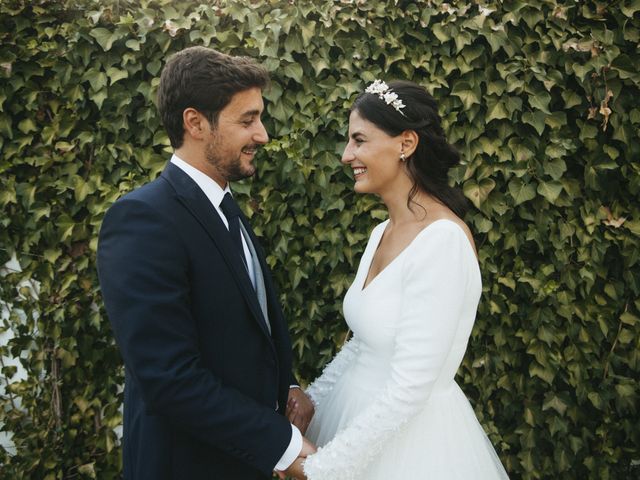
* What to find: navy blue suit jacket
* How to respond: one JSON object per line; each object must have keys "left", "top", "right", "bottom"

{"left": 98, "top": 163, "right": 295, "bottom": 479}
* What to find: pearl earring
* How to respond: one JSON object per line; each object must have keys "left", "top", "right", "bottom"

{"left": 400, "top": 152, "right": 406, "bottom": 162}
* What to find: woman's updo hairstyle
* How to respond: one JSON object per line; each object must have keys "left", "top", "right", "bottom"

{"left": 351, "top": 80, "right": 468, "bottom": 218}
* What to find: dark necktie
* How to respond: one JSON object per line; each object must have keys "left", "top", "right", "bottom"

{"left": 220, "top": 193, "right": 247, "bottom": 268}
{"left": 222, "top": 194, "right": 269, "bottom": 332}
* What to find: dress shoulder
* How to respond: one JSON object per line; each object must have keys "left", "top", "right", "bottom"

{"left": 406, "top": 219, "right": 475, "bottom": 259}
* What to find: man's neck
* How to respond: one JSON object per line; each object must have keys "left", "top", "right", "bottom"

{"left": 173, "top": 147, "right": 227, "bottom": 189}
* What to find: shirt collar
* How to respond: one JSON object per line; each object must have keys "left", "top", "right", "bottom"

{"left": 170, "top": 154, "right": 231, "bottom": 208}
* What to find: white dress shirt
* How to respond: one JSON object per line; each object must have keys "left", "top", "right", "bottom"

{"left": 170, "top": 155, "right": 302, "bottom": 472}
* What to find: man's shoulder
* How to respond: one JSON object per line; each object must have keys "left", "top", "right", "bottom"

{"left": 101, "top": 175, "right": 177, "bottom": 225}
{"left": 112, "top": 173, "right": 173, "bottom": 206}
{"left": 100, "top": 175, "right": 180, "bottom": 238}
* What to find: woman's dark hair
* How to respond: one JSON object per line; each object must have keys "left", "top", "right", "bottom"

{"left": 352, "top": 80, "right": 468, "bottom": 218}
{"left": 157, "top": 46, "right": 270, "bottom": 149}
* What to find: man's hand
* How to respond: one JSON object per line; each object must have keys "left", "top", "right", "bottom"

{"left": 276, "top": 437, "right": 317, "bottom": 480}
{"left": 286, "top": 387, "right": 315, "bottom": 434}
{"left": 277, "top": 456, "right": 305, "bottom": 479}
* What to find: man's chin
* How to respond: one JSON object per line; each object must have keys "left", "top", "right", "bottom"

{"left": 242, "top": 164, "right": 257, "bottom": 178}
{"left": 242, "top": 161, "right": 257, "bottom": 178}
{"left": 227, "top": 168, "right": 256, "bottom": 182}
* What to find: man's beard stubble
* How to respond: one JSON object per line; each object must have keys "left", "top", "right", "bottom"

{"left": 204, "top": 134, "right": 256, "bottom": 183}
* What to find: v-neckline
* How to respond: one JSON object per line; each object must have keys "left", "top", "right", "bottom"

{"left": 360, "top": 219, "right": 453, "bottom": 292}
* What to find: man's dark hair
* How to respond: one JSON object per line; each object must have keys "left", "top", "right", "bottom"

{"left": 157, "top": 46, "right": 270, "bottom": 149}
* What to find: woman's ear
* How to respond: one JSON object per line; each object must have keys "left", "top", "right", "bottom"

{"left": 400, "top": 129, "right": 419, "bottom": 158}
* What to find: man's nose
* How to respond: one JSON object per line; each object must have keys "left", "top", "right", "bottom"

{"left": 254, "top": 120, "right": 269, "bottom": 144}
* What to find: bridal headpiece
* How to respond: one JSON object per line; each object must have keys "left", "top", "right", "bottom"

{"left": 364, "top": 80, "right": 406, "bottom": 116}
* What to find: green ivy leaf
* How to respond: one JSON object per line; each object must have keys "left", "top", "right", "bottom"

{"left": 283, "top": 63, "right": 303, "bottom": 83}
{"left": 106, "top": 67, "right": 128, "bottom": 85}
{"left": 486, "top": 98, "right": 510, "bottom": 121}
{"left": 17, "top": 118, "right": 37, "bottom": 134}
{"left": 90, "top": 27, "right": 119, "bottom": 51}
{"left": 537, "top": 181, "right": 563, "bottom": 203}
{"left": 77, "top": 462, "right": 96, "bottom": 479}
{"left": 451, "top": 81, "right": 481, "bottom": 109}
{"left": 621, "top": 0, "right": 640, "bottom": 17}
{"left": 508, "top": 178, "right": 537, "bottom": 205}
{"left": 522, "top": 110, "right": 546, "bottom": 135}
{"left": 544, "top": 159, "right": 567, "bottom": 180}
{"left": 542, "top": 395, "right": 568, "bottom": 416}
{"left": 463, "top": 178, "right": 496, "bottom": 209}
{"left": 528, "top": 90, "right": 552, "bottom": 114}
{"left": 618, "top": 312, "right": 637, "bottom": 328}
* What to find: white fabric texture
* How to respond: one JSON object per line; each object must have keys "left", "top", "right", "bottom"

{"left": 304, "top": 219, "right": 509, "bottom": 480}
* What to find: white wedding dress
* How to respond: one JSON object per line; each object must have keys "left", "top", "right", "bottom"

{"left": 303, "top": 219, "right": 509, "bottom": 480}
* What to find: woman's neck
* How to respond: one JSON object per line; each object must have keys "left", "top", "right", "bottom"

{"left": 382, "top": 189, "right": 441, "bottom": 227}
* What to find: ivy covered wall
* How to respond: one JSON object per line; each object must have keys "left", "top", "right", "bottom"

{"left": 0, "top": 0, "right": 639, "bottom": 478}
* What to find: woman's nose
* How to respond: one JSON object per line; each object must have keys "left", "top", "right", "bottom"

{"left": 341, "top": 143, "right": 354, "bottom": 164}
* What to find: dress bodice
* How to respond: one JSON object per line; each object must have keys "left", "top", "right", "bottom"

{"left": 343, "top": 219, "right": 481, "bottom": 389}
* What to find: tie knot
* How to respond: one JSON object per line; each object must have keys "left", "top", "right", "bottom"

{"left": 220, "top": 192, "right": 242, "bottom": 220}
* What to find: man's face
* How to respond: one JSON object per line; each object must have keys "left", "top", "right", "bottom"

{"left": 204, "top": 87, "right": 268, "bottom": 184}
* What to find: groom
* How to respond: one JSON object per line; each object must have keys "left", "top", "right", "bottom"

{"left": 97, "top": 46, "right": 314, "bottom": 480}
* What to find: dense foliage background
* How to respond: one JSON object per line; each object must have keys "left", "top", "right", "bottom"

{"left": 1, "top": 0, "right": 639, "bottom": 478}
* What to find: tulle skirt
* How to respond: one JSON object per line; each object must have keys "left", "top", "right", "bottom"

{"left": 307, "top": 371, "right": 509, "bottom": 480}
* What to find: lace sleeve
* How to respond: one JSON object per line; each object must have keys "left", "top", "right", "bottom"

{"left": 303, "top": 224, "right": 475, "bottom": 480}
{"left": 305, "top": 336, "right": 361, "bottom": 408}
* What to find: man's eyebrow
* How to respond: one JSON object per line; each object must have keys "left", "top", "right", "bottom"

{"left": 240, "top": 109, "right": 261, "bottom": 118}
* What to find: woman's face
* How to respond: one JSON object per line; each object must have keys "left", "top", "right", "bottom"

{"left": 341, "top": 110, "right": 405, "bottom": 196}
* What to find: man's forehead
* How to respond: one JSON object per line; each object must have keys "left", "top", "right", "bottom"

{"left": 223, "top": 87, "right": 264, "bottom": 115}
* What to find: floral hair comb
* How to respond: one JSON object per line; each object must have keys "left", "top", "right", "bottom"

{"left": 364, "top": 80, "right": 406, "bottom": 116}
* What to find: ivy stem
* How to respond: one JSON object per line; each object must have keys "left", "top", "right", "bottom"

{"left": 602, "top": 302, "right": 626, "bottom": 380}
{"left": 51, "top": 348, "right": 62, "bottom": 432}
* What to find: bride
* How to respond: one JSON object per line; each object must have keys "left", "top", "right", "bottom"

{"left": 297, "top": 80, "right": 509, "bottom": 479}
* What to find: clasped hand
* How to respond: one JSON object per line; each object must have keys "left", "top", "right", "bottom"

{"left": 286, "top": 387, "right": 315, "bottom": 434}
{"left": 277, "top": 388, "right": 316, "bottom": 479}
{"left": 276, "top": 436, "right": 317, "bottom": 480}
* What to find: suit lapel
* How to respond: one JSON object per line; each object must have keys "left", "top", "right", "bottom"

{"left": 160, "top": 163, "right": 273, "bottom": 340}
